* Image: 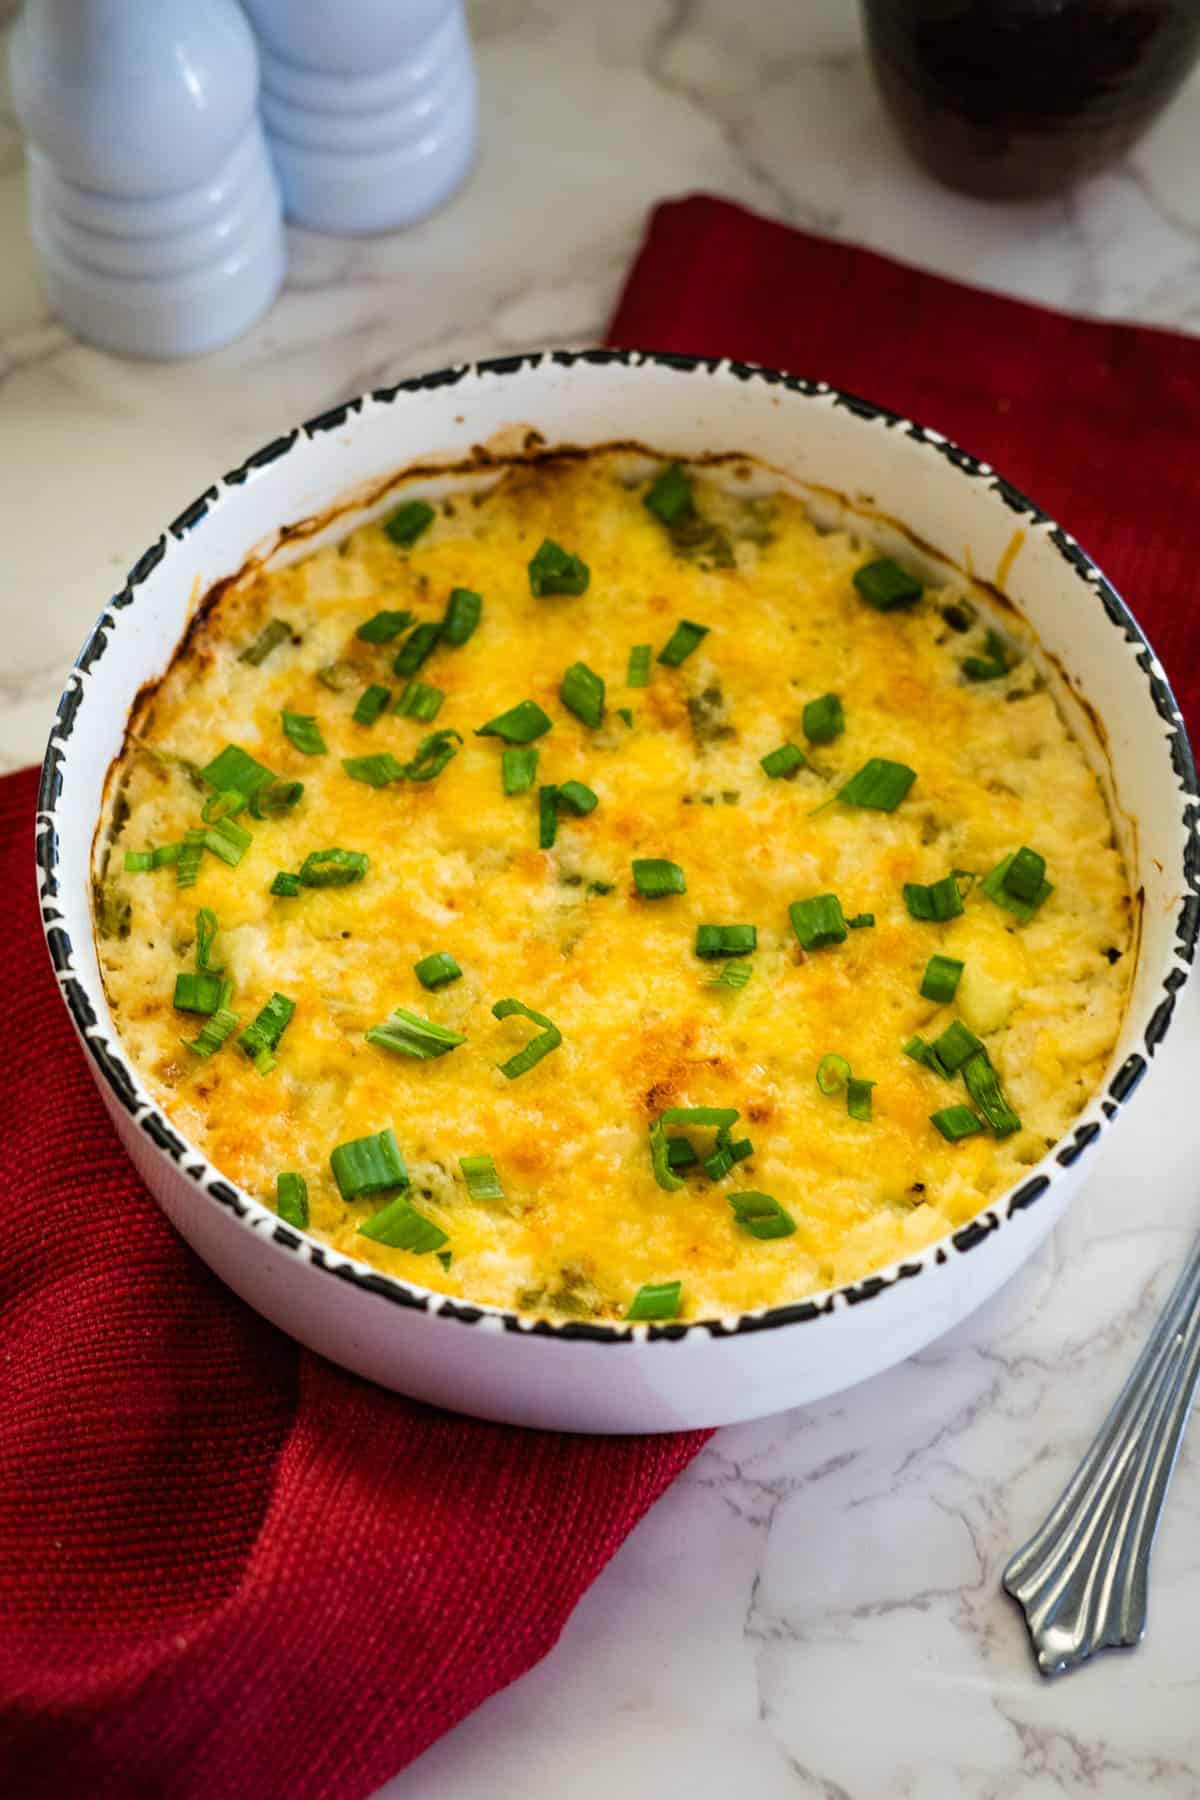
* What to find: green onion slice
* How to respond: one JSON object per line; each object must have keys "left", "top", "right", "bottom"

{"left": 903, "top": 874, "right": 965, "bottom": 921}
{"left": 803, "top": 692, "right": 845, "bottom": 743}
{"left": 962, "top": 630, "right": 1011, "bottom": 682}
{"left": 560, "top": 661, "right": 605, "bottom": 728}
{"left": 476, "top": 700, "right": 552, "bottom": 744}
{"left": 666, "top": 1136, "right": 699, "bottom": 1171}
{"left": 201, "top": 790, "right": 247, "bottom": 824}
{"left": 180, "top": 1005, "right": 239, "bottom": 1058}
{"left": 626, "top": 1281, "right": 682, "bottom": 1322}
{"left": 847, "top": 912, "right": 875, "bottom": 929}
{"left": 194, "top": 907, "right": 220, "bottom": 970}
{"left": 316, "top": 661, "right": 355, "bottom": 692}
{"left": 356, "top": 609, "right": 413, "bottom": 644}
{"left": 200, "top": 743, "right": 274, "bottom": 797}
{"left": 271, "top": 871, "right": 301, "bottom": 897}
{"left": 460, "top": 1154, "right": 504, "bottom": 1203}
{"left": 853, "top": 558, "right": 923, "bottom": 610}
{"left": 238, "top": 992, "right": 296, "bottom": 1074}
{"left": 365, "top": 1006, "right": 466, "bottom": 1060}
{"left": 276, "top": 1172, "right": 309, "bottom": 1229}
{"left": 299, "top": 848, "right": 368, "bottom": 887}
{"left": 931, "top": 1105, "right": 985, "bottom": 1142}
{"left": 414, "top": 951, "right": 462, "bottom": 990}
{"left": 931, "top": 1019, "right": 983, "bottom": 1074}
{"left": 962, "top": 1049, "right": 1022, "bottom": 1137}
{"left": 173, "top": 971, "right": 226, "bottom": 1015}
{"left": 790, "top": 893, "right": 847, "bottom": 951}
{"left": 659, "top": 1106, "right": 740, "bottom": 1129}
{"left": 847, "top": 1077, "right": 875, "bottom": 1122}
{"left": 760, "top": 743, "right": 806, "bottom": 780}
{"left": 392, "top": 621, "right": 442, "bottom": 678}
{"left": 176, "top": 828, "right": 206, "bottom": 889}
{"left": 557, "top": 780, "right": 598, "bottom": 816}
{"left": 709, "top": 960, "right": 753, "bottom": 990}
{"left": 729, "top": 1190, "right": 796, "bottom": 1240}
{"left": 204, "top": 816, "right": 251, "bottom": 868}
{"left": 358, "top": 1194, "right": 448, "bottom": 1254}
{"left": 617, "top": 707, "right": 634, "bottom": 728}
{"left": 492, "top": 997, "right": 562, "bottom": 1080}
{"left": 644, "top": 463, "right": 693, "bottom": 526}
{"left": 330, "top": 1126, "right": 409, "bottom": 1200}
{"left": 353, "top": 684, "right": 392, "bottom": 726}
{"left": 123, "top": 850, "right": 154, "bottom": 872}
{"left": 657, "top": 619, "right": 709, "bottom": 666}
{"left": 384, "top": 500, "right": 435, "bottom": 547}
{"left": 395, "top": 680, "right": 444, "bottom": 721}
{"left": 816, "top": 1053, "right": 851, "bottom": 1095}
{"left": 903, "top": 1034, "right": 944, "bottom": 1074}
{"left": 649, "top": 1117, "right": 684, "bottom": 1192}
{"left": 343, "top": 753, "right": 406, "bottom": 787}
{"left": 502, "top": 747, "right": 539, "bottom": 795}
{"left": 238, "top": 619, "right": 291, "bottom": 666}
{"left": 406, "top": 730, "right": 462, "bottom": 782}
{"left": 981, "top": 848, "right": 1053, "bottom": 922}
{"left": 627, "top": 644, "right": 652, "bottom": 688}
{"left": 281, "top": 711, "right": 327, "bottom": 756}
{"left": 695, "top": 924, "right": 757, "bottom": 958}
{"left": 442, "top": 587, "right": 482, "bottom": 646}
{"left": 838, "top": 758, "right": 917, "bottom": 811}
{"left": 633, "top": 858, "right": 686, "bottom": 898}
{"left": 249, "top": 778, "right": 303, "bottom": 819}
{"left": 538, "top": 785, "right": 558, "bottom": 850}
{"left": 528, "top": 537, "right": 590, "bottom": 597}
{"left": 921, "top": 953, "right": 964, "bottom": 1004}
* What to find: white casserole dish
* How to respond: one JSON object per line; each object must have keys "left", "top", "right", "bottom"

{"left": 38, "top": 351, "right": 1199, "bottom": 1432}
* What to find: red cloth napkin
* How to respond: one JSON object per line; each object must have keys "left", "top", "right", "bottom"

{"left": 5, "top": 195, "right": 1200, "bottom": 1798}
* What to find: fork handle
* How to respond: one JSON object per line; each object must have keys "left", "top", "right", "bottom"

{"left": 1002, "top": 1234, "right": 1200, "bottom": 1676}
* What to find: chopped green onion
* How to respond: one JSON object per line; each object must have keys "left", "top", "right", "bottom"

{"left": 921, "top": 953, "right": 964, "bottom": 1004}
{"left": 729, "top": 1190, "right": 796, "bottom": 1240}
{"left": 702, "top": 1133, "right": 750, "bottom": 1181}
{"left": 847, "top": 1077, "right": 875, "bottom": 1121}
{"left": 353, "top": 684, "right": 392, "bottom": 726}
{"left": 838, "top": 758, "right": 916, "bottom": 811}
{"left": 124, "top": 850, "right": 154, "bottom": 872}
{"left": 365, "top": 1006, "right": 466, "bottom": 1060}
{"left": 695, "top": 924, "right": 757, "bottom": 958}
{"left": 356, "top": 609, "right": 413, "bottom": 644}
{"left": 201, "top": 790, "right": 247, "bottom": 824}
{"left": 316, "top": 661, "right": 355, "bottom": 691}
{"left": 460, "top": 1154, "right": 504, "bottom": 1202}
{"left": 627, "top": 644, "right": 652, "bottom": 687}
{"left": 816, "top": 1053, "right": 851, "bottom": 1095}
{"left": 903, "top": 874, "right": 965, "bottom": 922}
{"left": 790, "top": 893, "right": 847, "bottom": 951}
{"left": 931, "top": 1019, "right": 983, "bottom": 1074}
{"left": 931, "top": 1105, "right": 985, "bottom": 1142}
{"left": 330, "top": 1126, "right": 409, "bottom": 1200}
{"left": 557, "top": 780, "right": 598, "bottom": 816}
{"left": 249, "top": 778, "right": 303, "bottom": 819}
{"left": 405, "top": 729, "right": 462, "bottom": 782}
{"left": 358, "top": 1194, "right": 448, "bottom": 1254}
{"left": 981, "top": 848, "right": 1053, "bottom": 921}
{"left": 803, "top": 692, "right": 845, "bottom": 744}
{"left": 649, "top": 1117, "right": 684, "bottom": 1191}
{"left": 903, "top": 1034, "right": 946, "bottom": 1074}
{"left": 392, "top": 621, "right": 441, "bottom": 678}
{"left": 204, "top": 816, "right": 251, "bottom": 867}
{"left": 173, "top": 971, "right": 226, "bottom": 1015}
{"left": 528, "top": 537, "right": 589, "bottom": 597}
{"left": 847, "top": 912, "right": 875, "bottom": 929}
{"left": 238, "top": 992, "right": 295, "bottom": 1074}
{"left": 657, "top": 619, "right": 709, "bottom": 666}
{"left": 442, "top": 587, "right": 482, "bottom": 646}
{"left": 271, "top": 871, "right": 301, "bottom": 897}
{"left": 502, "top": 747, "right": 539, "bottom": 794}
{"left": 560, "top": 661, "right": 605, "bottom": 728}
{"left": 626, "top": 1281, "right": 681, "bottom": 1322}
{"left": 238, "top": 619, "right": 291, "bottom": 666}
{"left": 617, "top": 707, "right": 634, "bottom": 728}
{"left": 414, "top": 951, "right": 462, "bottom": 990}
{"left": 962, "top": 630, "right": 1010, "bottom": 682}
{"left": 394, "top": 680, "right": 444, "bottom": 722}
{"left": 644, "top": 463, "right": 693, "bottom": 526}
{"left": 709, "top": 960, "right": 752, "bottom": 990}
{"left": 180, "top": 1005, "right": 239, "bottom": 1058}
{"left": 633, "top": 858, "right": 686, "bottom": 898}
{"left": 276, "top": 1172, "right": 309, "bottom": 1229}
{"left": 436, "top": 1250, "right": 453, "bottom": 1271}
{"left": 281, "top": 711, "right": 327, "bottom": 757}
{"left": 175, "top": 829, "right": 206, "bottom": 889}
{"left": 152, "top": 844, "right": 182, "bottom": 868}
{"left": 666, "top": 1136, "right": 699, "bottom": 1171}
{"left": 195, "top": 907, "right": 220, "bottom": 970}
{"left": 853, "top": 558, "right": 923, "bottom": 610}
{"left": 384, "top": 500, "right": 435, "bottom": 547}
{"left": 962, "top": 1049, "right": 1022, "bottom": 1136}
{"left": 492, "top": 997, "right": 562, "bottom": 1080}
{"left": 299, "top": 848, "right": 368, "bottom": 887}
{"left": 538, "top": 785, "right": 559, "bottom": 850}
{"left": 659, "top": 1106, "right": 740, "bottom": 1129}
{"left": 760, "top": 743, "right": 807, "bottom": 780}
{"left": 476, "top": 700, "right": 552, "bottom": 744}
{"left": 200, "top": 744, "right": 274, "bottom": 797}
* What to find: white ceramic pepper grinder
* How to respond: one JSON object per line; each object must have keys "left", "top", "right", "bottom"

{"left": 240, "top": 0, "right": 478, "bottom": 234}
{"left": 9, "top": 0, "right": 286, "bottom": 358}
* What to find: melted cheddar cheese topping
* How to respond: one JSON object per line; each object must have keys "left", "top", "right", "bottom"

{"left": 95, "top": 451, "right": 1132, "bottom": 1323}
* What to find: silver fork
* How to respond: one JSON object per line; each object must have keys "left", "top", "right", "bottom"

{"left": 1002, "top": 1235, "right": 1200, "bottom": 1676}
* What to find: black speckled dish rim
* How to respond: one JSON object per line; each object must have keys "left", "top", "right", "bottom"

{"left": 36, "top": 348, "right": 1200, "bottom": 1348}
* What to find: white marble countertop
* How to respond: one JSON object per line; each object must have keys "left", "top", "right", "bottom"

{"left": 4, "top": 2, "right": 1200, "bottom": 1794}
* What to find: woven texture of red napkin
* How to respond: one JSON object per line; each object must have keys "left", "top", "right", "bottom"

{"left": 4, "top": 195, "right": 1200, "bottom": 1798}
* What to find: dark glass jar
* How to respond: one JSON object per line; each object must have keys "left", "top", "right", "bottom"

{"left": 861, "top": 0, "right": 1200, "bottom": 201}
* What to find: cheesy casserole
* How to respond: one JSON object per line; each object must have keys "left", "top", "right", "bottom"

{"left": 95, "top": 450, "right": 1132, "bottom": 1324}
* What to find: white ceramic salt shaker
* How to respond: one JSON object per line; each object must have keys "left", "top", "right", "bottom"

{"left": 240, "top": 0, "right": 478, "bottom": 235}
{"left": 9, "top": 0, "right": 286, "bottom": 359}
